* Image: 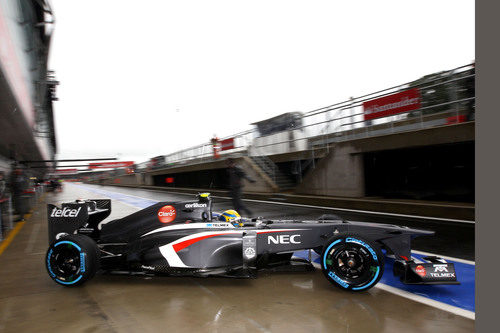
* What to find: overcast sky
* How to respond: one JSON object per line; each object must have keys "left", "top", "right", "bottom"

{"left": 49, "top": 0, "right": 474, "bottom": 166}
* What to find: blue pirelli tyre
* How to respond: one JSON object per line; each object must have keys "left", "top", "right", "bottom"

{"left": 321, "top": 234, "right": 384, "bottom": 292}
{"left": 45, "top": 234, "right": 100, "bottom": 287}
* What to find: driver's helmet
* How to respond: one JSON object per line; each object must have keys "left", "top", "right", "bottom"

{"left": 218, "top": 210, "right": 241, "bottom": 226}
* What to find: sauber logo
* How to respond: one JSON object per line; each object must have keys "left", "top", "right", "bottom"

{"left": 267, "top": 234, "right": 301, "bottom": 245}
{"left": 50, "top": 207, "right": 82, "bottom": 218}
{"left": 244, "top": 247, "right": 256, "bottom": 259}
{"left": 158, "top": 205, "right": 176, "bottom": 223}
{"left": 415, "top": 265, "right": 427, "bottom": 277}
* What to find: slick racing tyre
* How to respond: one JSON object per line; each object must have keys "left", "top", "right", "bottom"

{"left": 321, "top": 234, "right": 384, "bottom": 292}
{"left": 46, "top": 234, "right": 100, "bottom": 287}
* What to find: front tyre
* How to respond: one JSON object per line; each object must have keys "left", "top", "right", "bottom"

{"left": 321, "top": 234, "right": 384, "bottom": 292}
{"left": 46, "top": 234, "right": 100, "bottom": 287}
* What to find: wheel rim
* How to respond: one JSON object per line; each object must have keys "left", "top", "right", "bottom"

{"left": 47, "top": 241, "right": 83, "bottom": 283}
{"left": 324, "top": 240, "right": 379, "bottom": 287}
{"left": 333, "top": 247, "right": 367, "bottom": 280}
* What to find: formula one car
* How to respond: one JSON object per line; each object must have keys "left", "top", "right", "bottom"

{"left": 45, "top": 194, "right": 458, "bottom": 291}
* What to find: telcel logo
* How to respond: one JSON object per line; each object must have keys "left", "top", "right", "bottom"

{"left": 267, "top": 234, "right": 301, "bottom": 245}
{"left": 158, "top": 205, "right": 176, "bottom": 223}
{"left": 51, "top": 207, "right": 81, "bottom": 218}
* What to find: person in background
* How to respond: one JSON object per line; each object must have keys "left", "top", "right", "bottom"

{"left": 211, "top": 135, "right": 220, "bottom": 159}
{"left": 8, "top": 167, "right": 29, "bottom": 220}
{"left": 226, "top": 158, "right": 256, "bottom": 217}
{"left": 0, "top": 171, "right": 6, "bottom": 199}
{"left": 0, "top": 171, "right": 5, "bottom": 235}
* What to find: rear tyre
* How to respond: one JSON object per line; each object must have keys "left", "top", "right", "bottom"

{"left": 321, "top": 233, "right": 384, "bottom": 291}
{"left": 46, "top": 234, "right": 100, "bottom": 287}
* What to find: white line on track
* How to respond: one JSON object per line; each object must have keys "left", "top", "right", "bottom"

{"left": 240, "top": 197, "right": 474, "bottom": 224}
{"left": 114, "top": 187, "right": 475, "bottom": 224}
{"left": 305, "top": 261, "right": 475, "bottom": 320}
{"left": 376, "top": 283, "right": 475, "bottom": 320}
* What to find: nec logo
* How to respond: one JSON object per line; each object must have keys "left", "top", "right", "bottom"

{"left": 267, "top": 234, "right": 301, "bottom": 245}
{"left": 50, "top": 207, "right": 82, "bottom": 218}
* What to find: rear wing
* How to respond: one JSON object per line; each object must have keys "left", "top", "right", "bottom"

{"left": 47, "top": 199, "right": 111, "bottom": 243}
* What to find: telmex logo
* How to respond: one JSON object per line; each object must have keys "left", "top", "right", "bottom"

{"left": 267, "top": 234, "right": 301, "bottom": 245}
{"left": 158, "top": 205, "right": 176, "bottom": 223}
{"left": 50, "top": 207, "right": 81, "bottom": 218}
{"left": 184, "top": 203, "right": 207, "bottom": 208}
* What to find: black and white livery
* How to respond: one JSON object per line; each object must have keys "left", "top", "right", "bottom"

{"left": 45, "top": 194, "right": 459, "bottom": 291}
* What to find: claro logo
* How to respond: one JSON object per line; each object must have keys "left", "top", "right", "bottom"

{"left": 267, "top": 234, "right": 301, "bottom": 245}
{"left": 158, "top": 205, "right": 176, "bottom": 223}
{"left": 50, "top": 207, "right": 82, "bottom": 218}
{"left": 415, "top": 265, "right": 427, "bottom": 277}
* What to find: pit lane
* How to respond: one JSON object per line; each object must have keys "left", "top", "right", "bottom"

{"left": 0, "top": 183, "right": 474, "bottom": 332}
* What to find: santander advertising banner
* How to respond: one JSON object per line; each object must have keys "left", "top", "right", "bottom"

{"left": 363, "top": 88, "right": 421, "bottom": 121}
